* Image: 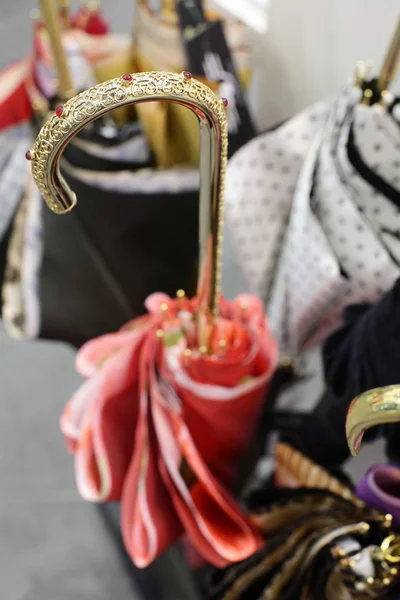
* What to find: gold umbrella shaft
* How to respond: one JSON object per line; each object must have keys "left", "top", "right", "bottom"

{"left": 377, "top": 16, "right": 400, "bottom": 94}
{"left": 38, "top": 0, "right": 74, "bottom": 100}
{"left": 57, "top": 0, "right": 70, "bottom": 28}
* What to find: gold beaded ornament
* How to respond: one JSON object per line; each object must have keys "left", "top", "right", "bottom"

{"left": 28, "top": 70, "right": 228, "bottom": 338}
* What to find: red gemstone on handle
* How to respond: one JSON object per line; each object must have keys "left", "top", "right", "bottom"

{"left": 122, "top": 73, "right": 132, "bottom": 81}
{"left": 55, "top": 105, "right": 64, "bottom": 117}
{"left": 183, "top": 71, "right": 192, "bottom": 80}
{"left": 25, "top": 150, "right": 32, "bottom": 161}
{"left": 222, "top": 98, "right": 229, "bottom": 107}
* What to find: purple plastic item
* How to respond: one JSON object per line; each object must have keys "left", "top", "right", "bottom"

{"left": 356, "top": 463, "right": 400, "bottom": 526}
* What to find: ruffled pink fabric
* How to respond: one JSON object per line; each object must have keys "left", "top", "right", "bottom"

{"left": 61, "top": 293, "right": 278, "bottom": 568}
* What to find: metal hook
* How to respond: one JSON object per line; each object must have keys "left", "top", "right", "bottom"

{"left": 29, "top": 71, "right": 228, "bottom": 337}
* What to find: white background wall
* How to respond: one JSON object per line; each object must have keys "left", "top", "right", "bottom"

{"left": 248, "top": 0, "right": 400, "bottom": 128}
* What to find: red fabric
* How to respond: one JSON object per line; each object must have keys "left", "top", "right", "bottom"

{"left": 62, "top": 293, "right": 278, "bottom": 568}
{"left": 71, "top": 7, "right": 109, "bottom": 35}
{"left": 0, "top": 61, "right": 33, "bottom": 130}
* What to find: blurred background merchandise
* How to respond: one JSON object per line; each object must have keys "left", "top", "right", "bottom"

{"left": 0, "top": 1, "right": 399, "bottom": 600}
{"left": 1, "top": 1, "right": 399, "bottom": 126}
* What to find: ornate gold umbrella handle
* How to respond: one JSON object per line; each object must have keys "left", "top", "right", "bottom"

{"left": 346, "top": 385, "right": 400, "bottom": 456}
{"left": 28, "top": 71, "right": 228, "bottom": 320}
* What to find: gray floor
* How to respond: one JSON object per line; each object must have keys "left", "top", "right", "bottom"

{"left": 0, "top": 2, "right": 386, "bottom": 598}
{"left": 0, "top": 328, "right": 140, "bottom": 600}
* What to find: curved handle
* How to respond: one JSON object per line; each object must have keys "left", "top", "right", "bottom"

{"left": 346, "top": 385, "right": 400, "bottom": 456}
{"left": 29, "top": 71, "right": 228, "bottom": 321}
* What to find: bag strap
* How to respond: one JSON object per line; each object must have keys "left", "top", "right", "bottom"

{"left": 29, "top": 71, "right": 228, "bottom": 349}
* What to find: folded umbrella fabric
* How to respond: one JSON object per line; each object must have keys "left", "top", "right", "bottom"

{"left": 61, "top": 293, "right": 278, "bottom": 567}
{"left": 2, "top": 167, "right": 42, "bottom": 339}
{"left": 350, "top": 100, "right": 400, "bottom": 194}
{"left": 0, "top": 125, "right": 40, "bottom": 336}
{"left": 0, "top": 60, "right": 40, "bottom": 334}
{"left": 303, "top": 83, "right": 400, "bottom": 344}
{"left": 0, "top": 124, "right": 32, "bottom": 243}
{"left": 268, "top": 80, "right": 400, "bottom": 467}
{"left": 222, "top": 77, "right": 400, "bottom": 483}
{"left": 223, "top": 101, "right": 327, "bottom": 302}
{"left": 225, "top": 76, "right": 400, "bottom": 361}
{"left": 271, "top": 82, "right": 399, "bottom": 358}
{"left": 335, "top": 103, "right": 400, "bottom": 265}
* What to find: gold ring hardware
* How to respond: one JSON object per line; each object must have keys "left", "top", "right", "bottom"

{"left": 381, "top": 534, "right": 400, "bottom": 563}
{"left": 29, "top": 71, "right": 228, "bottom": 337}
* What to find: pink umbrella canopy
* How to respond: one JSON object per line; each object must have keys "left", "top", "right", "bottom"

{"left": 61, "top": 292, "right": 277, "bottom": 567}
{"left": 28, "top": 70, "right": 279, "bottom": 568}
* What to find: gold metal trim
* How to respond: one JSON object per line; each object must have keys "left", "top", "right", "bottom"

{"left": 57, "top": 0, "right": 71, "bottom": 29}
{"left": 382, "top": 534, "right": 400, "bottom": 563}
{"left": 38, "top": 0, "right": 75, "bottom": 100}
{"left": 346, "top": 385, "right": 400, "bottom": 456}
{"left": 30, "top": 71, "right": 228, "bottom": 322}
{"left": 377, "top": 16, "right": 400, "bottom": 96}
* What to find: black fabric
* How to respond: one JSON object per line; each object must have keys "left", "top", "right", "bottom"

{"left": 77, "top": 119, "right": 143, "bottom": 146}
{"left": 63, "top": 141, "right": 154, "bottom": 173}
{"left": 347, "top": 124, "right": 400, "bottom": 207}
{"left": 323, "top": 285, "right": 400, "bottom": 396}
{"left": 39, "top": 166, "right": 199, "bottom": 348}
{"left": 234, "top": 366, "right": 295, "bottom": 493}
{"left": 0, "top": 220, "right": 12, "bottom": 317}
{"left": 290, "top": 278, "right": 400, "bottom": 467}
